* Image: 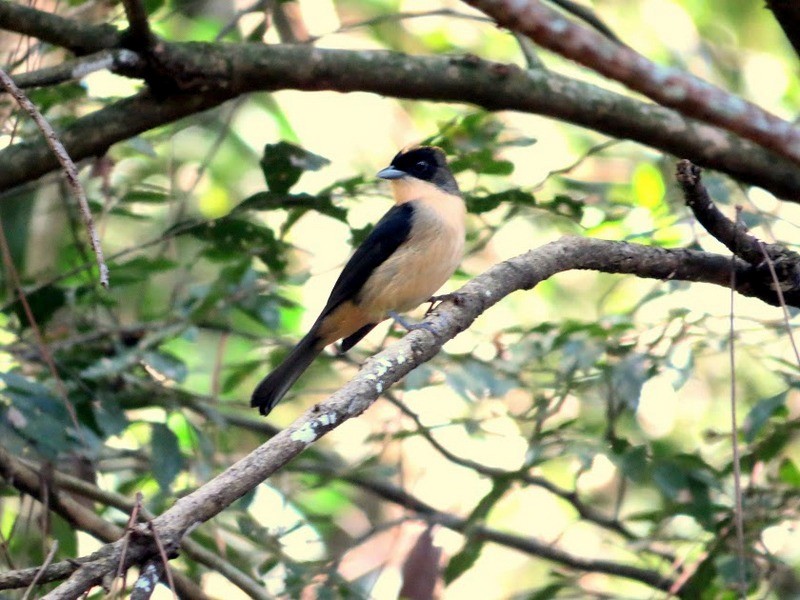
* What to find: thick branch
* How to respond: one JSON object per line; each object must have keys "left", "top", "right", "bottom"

{"left": 1, "top": 44, "right": 800, "bottom": 200}
{"left": 463, "top": 0, "right": 800, "bottom": 166}
{"left": 41, "top": 236, "right": 791, "bottom": 599}
{"left": 0, "top": 2, "right": 120, "bottom": 55}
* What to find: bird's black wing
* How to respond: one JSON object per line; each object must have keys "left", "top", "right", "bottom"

{"left": 320, "top": 202, "right": 414, "bottom": 317}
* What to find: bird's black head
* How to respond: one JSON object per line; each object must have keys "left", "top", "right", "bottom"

{"left": 377, "top": 146, "right": 460, "bottom": 195}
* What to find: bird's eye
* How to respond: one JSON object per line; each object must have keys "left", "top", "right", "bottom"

{"left": 414, "top": 160, "right": 430, "bottom": 175}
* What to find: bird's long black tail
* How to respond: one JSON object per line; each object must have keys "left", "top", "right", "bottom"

{"left": 251, "top": 330, "right": 323, "bottom": 416}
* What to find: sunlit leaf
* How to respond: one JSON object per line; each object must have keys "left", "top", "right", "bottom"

{"left": 743, "top": 392, "right": 787, "bottom": 442}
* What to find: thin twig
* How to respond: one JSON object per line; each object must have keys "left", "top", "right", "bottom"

{"left": 147, "top": 522, "right": 177, "bottom": 600}
{"left": 113, "top": 492, "right": 143, "bottom": 598}
{"left": 382, "top": 391, "right": 634, "bottom": 538}
{"left": 512, "top": 32, "right": 544, "bottom": 69}
{"left": 756, "top": 241, "right": 800, "bottom": 368}
{"left": 549, "top": 0, "right": 623, "bottom": 44}
{"left": 316, "top": 9, "right": 493, "bottom": 41}
{"left": 0, "top": 217, "right": 84, "bottom": 441}
{"left": 21, "top": 541, "right": 58, "bottom": 600}
{"left": 729, "top": 206, "right": 747, "bottom": 598}
{"left": 0, "top": 67, "right": 109, "bottom": 287}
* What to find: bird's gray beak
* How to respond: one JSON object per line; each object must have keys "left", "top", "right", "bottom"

{"left": 376, "top": 167, "right": 406, "bottom": 180}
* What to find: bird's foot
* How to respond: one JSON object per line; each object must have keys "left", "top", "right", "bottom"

{"left": 424, "top": 292, "right": 464, "bottom": 316}
{"left": 388, "top": 311, "right": 437, "bottom": 335}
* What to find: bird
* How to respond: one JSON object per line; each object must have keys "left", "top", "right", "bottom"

{"left": 251, "top": 145, "right": 465, "bottom": 416}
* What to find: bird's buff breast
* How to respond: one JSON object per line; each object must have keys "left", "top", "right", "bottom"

{"left": 358, "top": 199, "right": 465, "bottom": 319}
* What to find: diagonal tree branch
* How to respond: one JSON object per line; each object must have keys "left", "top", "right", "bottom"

{"left": 1, "top": 44, "right": 800, "bottom": 201}
{"left": 36, "top": 235, "right": 794, "bottom": 599}
{"left": 462, "top": 0, "right": 800, "bottom": 166}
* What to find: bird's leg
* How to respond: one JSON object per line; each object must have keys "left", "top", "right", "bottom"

{"left": 388, "top": 311, "right": 437, "bottom": 335}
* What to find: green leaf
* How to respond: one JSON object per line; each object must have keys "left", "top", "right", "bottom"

{"left": 51, "top": 514, "right": 78, "bottom": 558}
{"left": 526, "top": 583, "right": 567, "bottom": 600}
{"left": 652, "top": 461, "right": 688, "bottom": 500}
{"left": 466, "top": 189, "right": 535, "bottom": 214}
{"left": 0, "top": 372, "right": 77, "bottom": 459}
{"left": 451, "top": 148, "right": 514, "bottom": 175}
{"left": 5, "top": 285, "right": 67, "bottom": 330}
{"left": 121, "top": 189, "right": 170, "bottom": 204}
{"left": 542, "top": 194, "right": 584, "bottom": 220}
{"left": 27, "top": 83, "right": 86, "bottom": 113}
{"left": 778, "top": 458, "right": 800, "bottom": 487}
{"left": 632, "top": 163, "right": 665, "bottom": 209}
{"left": 260, "top": 141, "right": 330, "bottom": 193}
{"left": 615, "top": 445, "right": 648, "bottom": 483}
{"left": 714, "top": 554, "right": 757, "bottom": 592}
{"left": 109, "top": 257, "right": 178, "bottom": 285}
{"left": 222, "top": 359, "right": 265, "bottom": 394}
{"left": 91, "top": 392, "right": 129, "bottom": 437}
{"left": 150, "top": 423, "right": 183, "bottom": 490}
{"left": 187, "top": 217, "right": 288, "bottom": 273}
{"left": 240, "top": 191, "right": 347, "bottom": 222}
{"left": 743, "top": 392, "right": 787, "bottom": 442}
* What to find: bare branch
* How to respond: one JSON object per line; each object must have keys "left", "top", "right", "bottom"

{"left": 463, "top": 0, "right": 800, "bottom": 166}
{"left": 548, "top": 0, "right": 622, "bottom": 44}
{"left": 0, "top": 67, "right": 109, "bottom": 286}
{"left": 728, "top": 208, "right": 748, "bottom": 596}
{"left": 21, "top": 542, "right": 58, "bottom": 600}
{"left": 37, "top": 234, "right": 797, "bottom": 599}
{"left": 0, "top": 44, "right": 799, "bottom": 201}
